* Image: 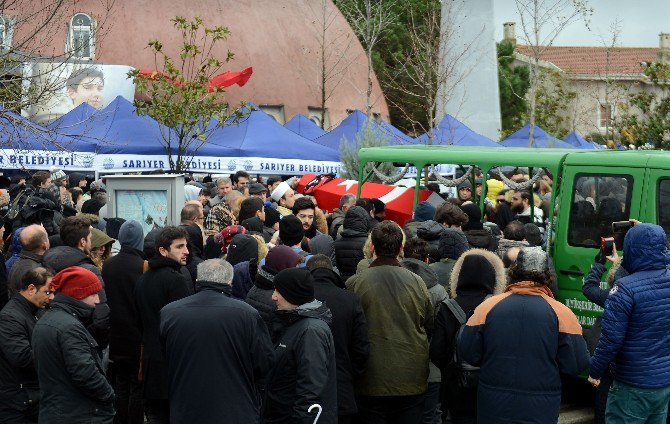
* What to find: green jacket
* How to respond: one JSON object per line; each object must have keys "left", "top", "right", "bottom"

{"left": 430, "top": 259, "right": 457, "bottom": 296}
{"left": 346, "top": 257, "right": 433, "bottom": 396}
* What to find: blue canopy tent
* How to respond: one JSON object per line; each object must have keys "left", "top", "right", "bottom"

{"left": 47, "top": 102, "right": 98, "bottom": 132}
{"left": 564, "top": 131, "right": 602, "bottom": 149}
{"left": 209, "top": 107, "right": 340, "bottom": 161}
{"left": 414, "top": 114, "right": 499, "bottom": 147}
{"left": 2, "top": 109, "right": 97, "bottom": 152}
{"left": 284, "top": 114, "right": 326, "bottom": 140}
{"left": 312, "top": 110, "right": 409, "bottom": 157}
{"left": 501, "top": 124, "right": 574, "bottom": 148}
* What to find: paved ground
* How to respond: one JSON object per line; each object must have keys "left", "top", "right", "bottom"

{"left": 560, "top": 376, "right": 595, "bottom": 423}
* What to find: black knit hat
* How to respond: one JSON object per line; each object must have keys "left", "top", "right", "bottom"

{"left": 460, "top": 203, "right": 483, "bottom": 231}
{"left": 279, "top": 215, "right": 304, "bottom": 247}
{"left": 226, "top": 234, "right": 258, "bottom": 266}
{"left": 438, "top": 228, "right": 469, "bottom": 260}
{"left": 273, "top": 268, "right": 314, "bottom": 306}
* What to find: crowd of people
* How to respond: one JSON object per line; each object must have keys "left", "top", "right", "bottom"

{"left": 0, "top": 166, "right": 668, "bottom": 423}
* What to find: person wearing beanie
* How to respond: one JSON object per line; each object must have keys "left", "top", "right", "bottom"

{"left": 333, "top": 206, "right": 372, "bottom": 281}
{"left": 263, "top": 206, "right": 281, "bottom": 240}
{"left": 101, "top": 219, "right": 147, "bottom": 423}
{"left": 279, "top": 215, "right": 311, "bottom": 266}
{"left": 457, "top": 180, "right": 473, "bottom": 203}
{"left": 431, "top": 228, "right": 470, "bottom": 290}
{"left": 270, "top": 181, "right": 297, "bottom": 217}
{"left": 264, "top": 267, "right": 337, "bottom": 424}
{"left": 403, "top": 201, "right": 436, "bottom": 239}
{"left": 460, "top": 203, "right": 497, "bottom": 252}
{"left": 160, "top": 259, "right": 273, "bottom": 424}
{"left": 245, "top": 245, "right": 300, "bottom": 336}
{"left": 31, "top": 266, "right": 115, "bottom": 423}
{"left": 458, "top": 246, "right": 589, "bottom": 424}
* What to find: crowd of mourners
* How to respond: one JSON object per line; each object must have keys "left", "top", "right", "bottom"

{"left": 0, "top": 166, "right": 669, "bottom": 424}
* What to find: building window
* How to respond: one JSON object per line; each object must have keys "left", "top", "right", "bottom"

{"left": 308, "top": 107, "right": 328, "bottom": 129}
{"left": 598, "top": 103, "right": 612, "bottom": 129}
{"left": 259, "top": 105, "right": 285, "bottom": 124}
{"left": 68, "top": 13, "right": 95, "bottom": 60}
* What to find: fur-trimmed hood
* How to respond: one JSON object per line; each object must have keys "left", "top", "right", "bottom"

{"left": 449, "top": 248, "right": 506, "bottom": 297}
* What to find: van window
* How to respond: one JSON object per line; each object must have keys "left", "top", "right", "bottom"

{"left": 568, "top": 174, "right": 633, "bottom": 247}
{"left": 658, "top": 179, "right": 670, "bottom": 236}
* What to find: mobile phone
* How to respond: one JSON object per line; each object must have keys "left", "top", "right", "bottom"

{"left": 600, "top": 237, "right": 614, "bottom": 257}
{"left": 612, "top": 220, "right": 634, "bottom": 233}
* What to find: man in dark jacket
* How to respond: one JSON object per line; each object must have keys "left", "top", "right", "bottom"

{"left": 134, "top": 226, "right": 192, "bottom": 424}
{"left": 460, "top": 203, "right": 497, "bottom": 252}
{"left": 430, "top": 229, "right": 469, "bottom": 291}
{"left": 160, "top": 259, "right": 274, "bottom": 424}
{"left": 403, "top": 201, "right": 435, "bottom": 239}
{"left": 0, "top": 267, "right": 54, "bottom": 423}
{"left": 293, "top": 197, "right": 320, "bottom": 239}
{"left": 589, "top": 224, "right": 670, "bottom": 422}
{"left": 7, "top": 224, "right": 49, "bottom": 296}
{"left": 334, "top": 206, "right": 371, "bottom": 281}
{"left": 42, "top": 216, "right": 111, "bottom": 349}
{"left": 459, "top": 247, "right": 589, "bottom": 423}
{"left": 307, "top": 254, "right": 369, "bottom": 423}
{"left": 329, "top": 194, "right": 356, "bottom": 238}
{"left": 32, "top": 266, "right": 115, "bottom": 424}
{"left": 264, "top": 268, "right": 337, "bottom": 424}
{"left": 101, "top": 220, "right": 145, "bottom": 424}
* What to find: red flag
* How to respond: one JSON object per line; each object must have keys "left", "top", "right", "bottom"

{"left": 136, "top": 67, "right": 253, "bottom": 91}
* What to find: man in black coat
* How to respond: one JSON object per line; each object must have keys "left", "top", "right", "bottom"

{"left": 307, "top": 254, "right": 369, "bottom": 424}
{"left": 42, "top": 216, "right": 111, "bottom": 349}
{"left": 0, "top": 267, "right": 54, "bottom": 423}
{"left": 134, "top": 226, "right": 192, "bottom": 424}
{"left": 264, "top": 268, "right": 338, "bottom": 424}
{"left": 334, "top": 206, "right": 372, "bottom": 281}
{"left": 32, "top": 266, "right": 115, "bottom": 423}
{"left": 160, "top": 259, "right": 274, "bottom": 424}
{"left": 7, "top": 225, "right": 49, "bottom": 297}
{"left": 101, "top": 220, "right": 146, "bottom": 424}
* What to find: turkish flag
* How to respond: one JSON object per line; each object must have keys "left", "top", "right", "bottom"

{"left": 297, "top": 174, "right": 443, "bottom": 226}
{"left": 137, "top": 67, "right": 253, "bottom": 91}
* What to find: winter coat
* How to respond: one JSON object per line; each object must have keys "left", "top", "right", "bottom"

{"left": 312, "top": 267, "right": 369, "bottom": 416}
{"left": 0, "top": 294, "right": 40, "bottom": 413}
{"left": 5, "top": 227, "right": 24, "bottom": 274}
{"left": 464, "top": 228, "right": 497, "bottom": 252}
{"left": 7, "top": 251, "right": 43, "bottom": 296}
{"left": 329, "top": 208, "right": 345, "bottom": 239}
{"left": 160, "top": 282, "right": 274, "bottom": 424}
{"left": 429, "top": 249, "right": 506, "bottom": 417}
{"left": 246, "top": 266, "right": 278, "bottom": 337}
{"left": 134, "top": 255, "right": 192, "bottom": 400}
{"left": 400, "top": 258, "right": 448, "bottom": 385}
{"left": 346, "top": 257, "right": 433, "bottom": 396}
{"left": 232, "top": 260, "right": 256, "bottom": 300}
{"left": 263, "top": 300, "right": 337, "bottom": 424}
{"left": 334, "top": 206, "right": 371, "bottom": 281}
{"left": 416, "top": 220, "right": 445, "bottom": 262}
{"left": 590, "top": 224, "right": 670, "bottom": 388}
{"left": 403, "top": 220, "right": 423, "bottom": 239}
{"left": 459, "top": 282, "right": 589, "bottom": 424}
{"left": 430, "top": 259, "right": 457, "bottom": 294}
{"left": 42, "top": 246, "right": 111, "bottom": 349}
{"left": 31, "top": 294, "right": 115, "bottom": 424}
{"left": 101, "top": 246, "right": 146, "bottom": 368}
{"left": 0, "top": 252, "right": 7, "bottom": 311}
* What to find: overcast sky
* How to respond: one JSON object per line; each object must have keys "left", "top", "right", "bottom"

{"left": 493, "top": 0, "right": 669, "bottom": 47}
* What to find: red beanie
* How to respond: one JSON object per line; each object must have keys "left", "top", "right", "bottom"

{"left": 51, "top": 267, "right": 102, "bottom": 300}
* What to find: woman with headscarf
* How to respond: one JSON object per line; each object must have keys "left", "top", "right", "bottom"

{"left": 430, "top": 249, "right": 506, "bottom": 424}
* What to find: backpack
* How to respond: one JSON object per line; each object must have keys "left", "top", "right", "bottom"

{"left": 5, "top": 187, "right": 33, "bottom": 221}
{"left": 441, "top": 296, "right": 490, "bottom": 389}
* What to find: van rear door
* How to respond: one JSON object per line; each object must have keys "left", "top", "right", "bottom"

{"left": 553, "top": 162, "right": 643, "bottom": 327}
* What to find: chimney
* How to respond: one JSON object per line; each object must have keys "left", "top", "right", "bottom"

{"left": 660, "top": 33, "right": 670, "bottom": 65}
{"left": 503, "top": 22, "right": 516, "bottom": 45}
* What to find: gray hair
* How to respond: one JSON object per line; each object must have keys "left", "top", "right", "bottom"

{"left": 340, "top": 193, "right": 356, "bottom": 209}
{"left": 196, "top": 259, "right": 233, "bottom": 285}
{"left": 216, "top": 177, "right": 232, "bottom": 187}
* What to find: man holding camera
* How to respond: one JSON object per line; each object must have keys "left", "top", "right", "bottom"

{"left": 589, "top": 223, "right": 670, "bottom": 423}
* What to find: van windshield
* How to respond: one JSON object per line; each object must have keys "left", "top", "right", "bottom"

{"left": 568, "top": 173, "right": 633, "bottom": 247}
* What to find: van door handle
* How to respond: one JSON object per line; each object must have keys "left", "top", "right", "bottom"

{"left": 559, "top": 269, "right": 584, "bottom": 277}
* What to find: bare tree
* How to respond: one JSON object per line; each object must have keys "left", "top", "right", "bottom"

{"left": 514, "top": 0, "right": 592, "bottom": 146}
{"left": 0, "top": 0, "right": 115, "bottom": 150}
{"left": 338, "top": 0, "right": 396, "bottom": 117}
{"left": 385, "top": 1, "right": 482, "bottom": 144}
{"left": 304, "top": 0, "right": 356, "bottom": 129}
